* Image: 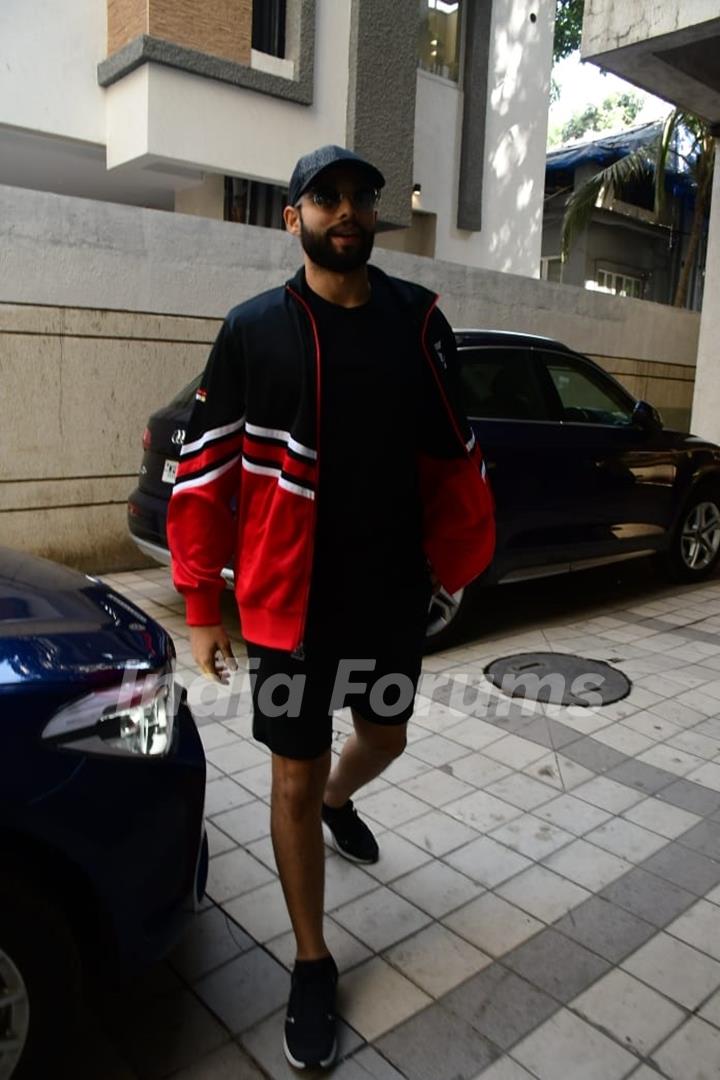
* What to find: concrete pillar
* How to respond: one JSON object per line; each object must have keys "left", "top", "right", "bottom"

{"left": 562, "top": 163, "right": 594, "bottom": 288}
{"left": 690, "top": 141, "right": 720, "bottom": 440}
{"left": 346, "top": 0, "right": 417, "bottom": 229}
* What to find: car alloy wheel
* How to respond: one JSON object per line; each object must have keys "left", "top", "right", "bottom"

{"left": 0, "top": 947, "right": 30, "bottom": 1080}
{"left": 427, "top": 586, "right": 464, "bottom": 639}
{"left": 680, "top": 499, "right": 720, "bottom": 572}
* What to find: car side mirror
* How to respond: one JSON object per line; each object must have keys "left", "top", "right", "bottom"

{"left": 632, "top": 400, "right": 663, "bottom": 430}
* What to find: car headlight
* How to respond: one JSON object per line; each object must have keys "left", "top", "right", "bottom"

{"left": 42, "top": 671, "right": 176, "bottom": 758}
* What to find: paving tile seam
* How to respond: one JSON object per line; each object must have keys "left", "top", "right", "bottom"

{"left": 405, "top": 670, "right": 720, "bottom": 808}
{"left": 117, "top": 570, "right": 720, "bottom": 1078}
{"left": 169, "top": 904, "right": 369, "bottom": 1071}
{"left": 562, "top": 1001, "right": 689, "bottom": 1070}
{"left": 604, "top": 608, "right": 720, "bottom": 647}
{"left": 359, "top": 811, "right": 720, "bottom": 1071}
{"left": 408, "top": 929, "right": 714, "bottom": 1078}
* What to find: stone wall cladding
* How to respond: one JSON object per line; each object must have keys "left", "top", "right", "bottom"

{"left": 107, "top": 0, "right": 251, "bottom": 65}
{"left": 107, "top": 0, "right": 147, "bottom": 55}
{"left": 346, "top": 0, "right": 418, "bottom": 229}
{"left": 99, "top": 0, "right": 315, "bottom": 104}
{"left": 149, "top": 0, "right": 251, "bottom": 65}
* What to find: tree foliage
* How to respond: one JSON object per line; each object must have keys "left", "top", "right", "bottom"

{"left": 553, "top": 0, "right": 584, "bottom": 63}
{"left": 552, "top": 92, "right": 644, "bottom": 145}
{"left": 561, "top": 109, "right": 715, "bottom": 307}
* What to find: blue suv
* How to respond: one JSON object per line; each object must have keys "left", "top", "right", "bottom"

{"left": 128, "top": 330, "right": 720, "bottom": 648}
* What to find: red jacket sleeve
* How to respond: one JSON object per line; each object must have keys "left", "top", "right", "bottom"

{"left": 167, "top": 319, "right": 246, "bottom": 625}
{"left": 419, "top": 308, "right": 496, "bottom": 591}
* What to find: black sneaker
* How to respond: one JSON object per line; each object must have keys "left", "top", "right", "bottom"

{"left": 284, "top": 955, "right": 338, "bottom": 1070}
{"left": 321, "top": 799, "right": 379, "bottom": 864}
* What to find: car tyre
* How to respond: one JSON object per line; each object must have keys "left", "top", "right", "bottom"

{"left": 664, "top": 485, "right": 720, "bottom": 583}
{"left": 424, "top": 586, "right": 470, "bottom": 653}
{"left": 0, "top": 875, "right": 82, "bottom": 1079}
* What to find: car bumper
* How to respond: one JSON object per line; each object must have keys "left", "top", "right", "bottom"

{"left": 127, "top": 486, "right": 170, "bottom": 553}
{"left": 20, "top": 695, "right": 208, "bottom": 977}
{"left": 132, "top": 533, "right": 172, "bottom": 568}
{"left": 103, "top": 697, "right": 209, "bottom": 974}
{"left": 128, "top": 489, "right": 234, "bottom": 583}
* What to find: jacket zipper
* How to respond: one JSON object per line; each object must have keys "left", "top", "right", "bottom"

{"left": 286, "top": 284, "right": 323, "bottom": 659}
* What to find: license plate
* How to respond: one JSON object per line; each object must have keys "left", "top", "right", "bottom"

{"left": 162, "top": 459, "right": 179, "bottom": 485}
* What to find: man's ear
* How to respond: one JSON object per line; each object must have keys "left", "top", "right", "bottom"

{"left": 284, "top": 204, "right": 301, "bottom": 236}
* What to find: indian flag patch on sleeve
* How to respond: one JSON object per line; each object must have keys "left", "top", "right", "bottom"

{"left": 195, "top": 388, "right": 208, "bottom": 403}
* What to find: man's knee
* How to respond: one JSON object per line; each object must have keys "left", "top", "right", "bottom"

{"left": 271, "top": 750, "right": 330, "bottom": 820}
{"left": 353, "top": 712, "right": 407, "bottom": 759}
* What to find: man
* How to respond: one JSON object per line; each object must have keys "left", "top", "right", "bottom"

{"left": 168, "top": 144, "right": 495, "bottom": 1069}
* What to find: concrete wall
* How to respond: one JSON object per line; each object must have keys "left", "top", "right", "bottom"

{"left": 0, "top": 304, "right": 210, "bottom": 571}
{"left": 0, "top": 184, "right": 700, "bottom": 571}
{"left": 0, "top": 0, "right": 107, "bottom": 144}
{"left": 582, "top": 0, "right": 720, "bottom": 57}
{"left": 581, "top": 1, "right": 720, "bottom": 125}
{"left": 690, "top": 145, "right": 720, "bottom": 444}
{"left": 410, "top": 0, "right": 555, "bottom": 276}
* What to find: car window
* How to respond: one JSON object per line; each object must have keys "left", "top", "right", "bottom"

{"left": 539, "top": 352, "right": 635, "bottom": 427}
{"left": 169, "top": 374, "right": 203, "bottom": 408}
{"left": 458, "top": 347, "right": 552, "bottom": 421}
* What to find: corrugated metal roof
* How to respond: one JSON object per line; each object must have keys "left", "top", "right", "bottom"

{"left": 546, "top": 120, "right": 695, "bottom": 199}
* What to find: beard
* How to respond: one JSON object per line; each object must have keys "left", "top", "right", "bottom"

{"left": 298, "top": 214, "right": 375, "bottom": 272}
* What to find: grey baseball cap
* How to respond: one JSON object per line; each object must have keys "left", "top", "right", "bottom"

{"left": 288, "top": 145, "right": 385, "bottom": 205}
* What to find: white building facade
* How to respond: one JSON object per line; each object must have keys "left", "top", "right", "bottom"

{"left": 0, "top": 0, "right": 555, "bottom": 277}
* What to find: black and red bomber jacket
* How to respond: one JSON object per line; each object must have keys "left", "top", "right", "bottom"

{"left": 168, "top": 265, "right": 496, "bottom": 651}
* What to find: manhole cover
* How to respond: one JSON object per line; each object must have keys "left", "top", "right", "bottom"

{"left": 484, "top": 652, "right": 631, "bottom": 707}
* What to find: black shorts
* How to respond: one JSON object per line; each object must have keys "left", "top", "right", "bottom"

{"left": 246, "top": 640, "right": 424, "bottom": 760}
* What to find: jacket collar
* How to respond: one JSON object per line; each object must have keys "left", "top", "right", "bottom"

{"left": 285, "top": 263, "right": 436, "bottom": 318}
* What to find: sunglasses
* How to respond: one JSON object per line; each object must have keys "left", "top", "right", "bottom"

{"left": 304, "top": 186, "right": 380, "bottom": 212}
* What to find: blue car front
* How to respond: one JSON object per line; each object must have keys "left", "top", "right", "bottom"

{"left": 0, "top": 547, "right": 207, "bottom": 977}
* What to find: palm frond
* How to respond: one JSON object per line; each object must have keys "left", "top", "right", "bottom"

{"left": 561, "top": 149, "right": 654, "bottom": 258}
{"left": 654, "top": 108, "right": 682, "bottom": 217}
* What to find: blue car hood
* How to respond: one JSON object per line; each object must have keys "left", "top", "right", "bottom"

{"left": 0, "top": 547, "right": 171, "bottom": 688}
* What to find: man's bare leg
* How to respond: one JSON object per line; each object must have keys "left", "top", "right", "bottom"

{"left": 323, "top": 711, "right": 407, "bottom": 808}
{"left": 271, "top": 749, "right": 332, "bottom": 960}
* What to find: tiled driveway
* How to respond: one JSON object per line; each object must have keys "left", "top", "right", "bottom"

{"left": 87, "top": 563, "right": 720, "bottom": 1079}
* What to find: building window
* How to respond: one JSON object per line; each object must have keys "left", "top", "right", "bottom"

{"left": 591, "top": 268, "right": 644, "bottom": 299}
{"left": 252, "top": 0, "right": 287, "bottom": 58}
{"left": 418, "top": 0, "right": 462, "bottom": 82}
{"left": 225, "top": 178, "right": 287, "bottom": 229}
{"left": 540, "top": 256, "right": 563, "bottom": 283}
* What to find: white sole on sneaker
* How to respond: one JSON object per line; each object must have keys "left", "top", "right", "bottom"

{"left": 323, "top": 825, "right": 379, "bottom": 864}
{"left": 283, "top": 1030, "right": 337, "bottom": 1070}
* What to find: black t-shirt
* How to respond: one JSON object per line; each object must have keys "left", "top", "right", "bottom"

{"left": 303, "top": 282, "right": 430, "bottom": 647}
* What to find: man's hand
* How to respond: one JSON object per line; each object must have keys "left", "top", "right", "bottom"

{"left": 190, "top": 625, "right": 238, "bottom": 683}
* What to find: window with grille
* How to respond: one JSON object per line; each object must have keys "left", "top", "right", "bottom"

{"left": 595, "top": 268, "right": 644, "bottom": 299}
